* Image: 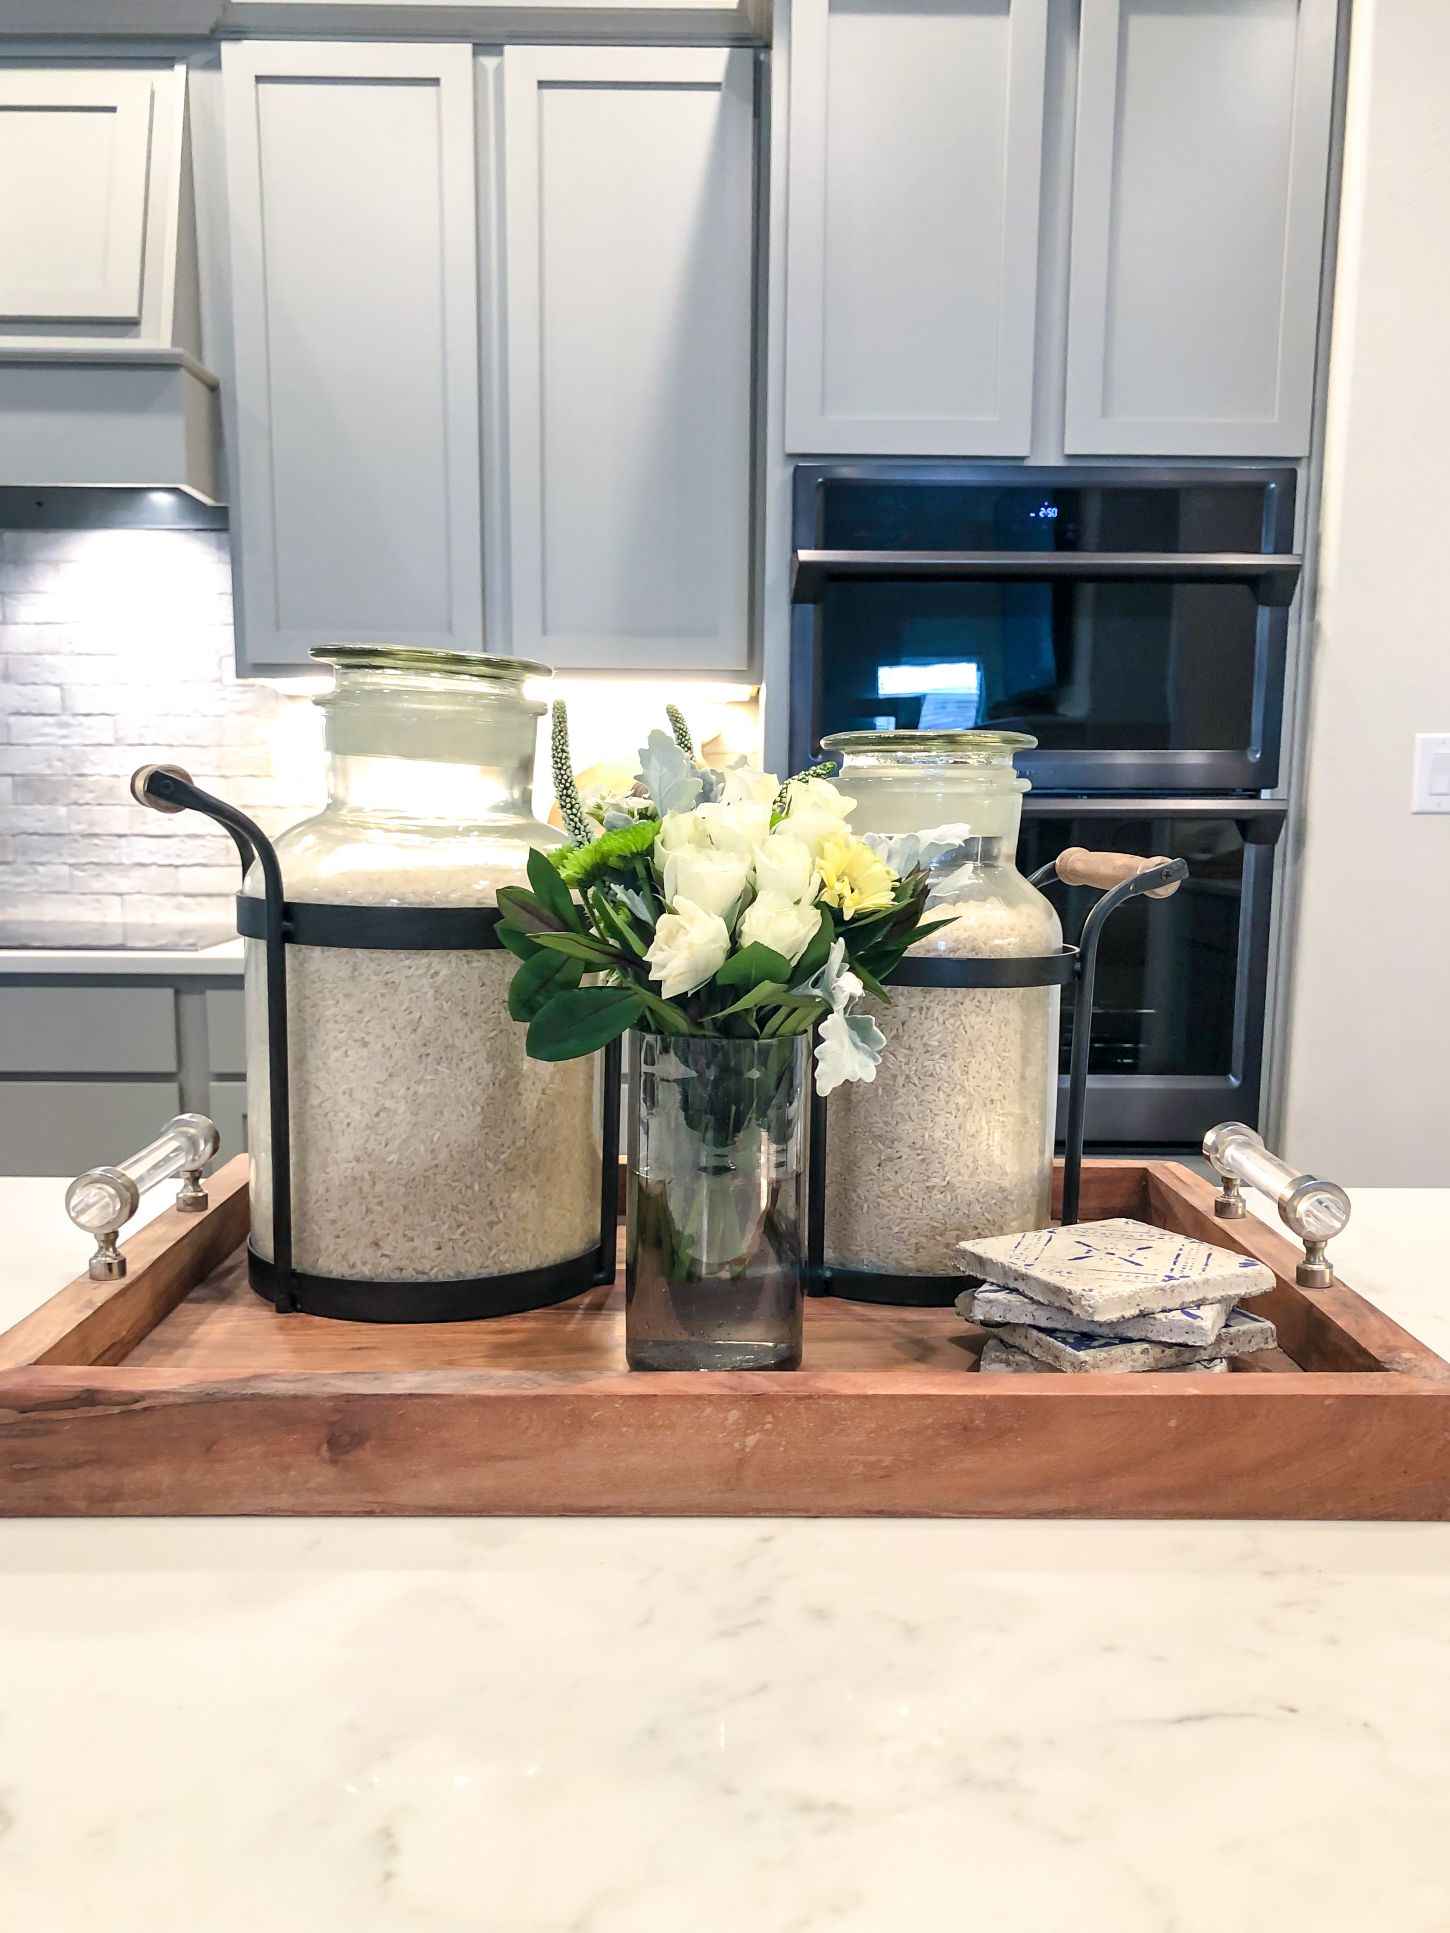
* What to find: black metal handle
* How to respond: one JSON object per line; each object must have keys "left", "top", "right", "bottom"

{"left": 132, "top": 763, "right": 296, "bottom": 1311}
{"left": 1043, "top": 856, "right": 1190, "bottom": 1222}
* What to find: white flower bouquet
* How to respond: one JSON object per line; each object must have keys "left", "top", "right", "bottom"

{"left": 495, "top": 706, "right": 949, "bottom": 1093}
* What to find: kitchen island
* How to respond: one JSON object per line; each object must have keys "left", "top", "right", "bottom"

{"left": 1, "top": 1180, "right": 1447, "bottom": 1931}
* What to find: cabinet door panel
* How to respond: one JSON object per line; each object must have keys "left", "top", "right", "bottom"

{"left": 1066, "top": 0, "right": 1337, "bottom": 456}
{"left": 785, "top": 0, "right": 1048, "bottom": 456}
{"left": 502, "top": 47, "right": 755, "bottom": 672}
{"left": 0, "top": 986, "right": 177, "bottom": 1075}
{"left": 0, "top": 69, "right": 156, "bottom": 325}
{"left": 0, "top": 1080, "right": 182, "bottom": 1177}
{"left": 222, "top": 43, "right": 482, "bottom": 669}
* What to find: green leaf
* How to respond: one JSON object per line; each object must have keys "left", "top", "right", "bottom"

{"left": 590, "top": 888, "right": 648, "bottom": 960}
{"left": 496, "top": 885, "right": 569, "bottom": 938}
{"left": 529, "top": 930, "right": 627, "bottom": 966}
{"left": 508, "top": 948, "right": 585, "bottom": 1023}
{"left": 527, "top": 846, "right": 584, "bottom": 932}
{"left": 526, "top": 985, "right": 645, "bottom": 1061}
{"left": 496, "top": 922, "right": 540, "bottom": 963}
{"left": 711, "top": 978, "right": 791, "bottom": 1018}
{"left": 632, "top": 985, "right": 693, "bottom": 1035}
{"left": 717, "top": 942, "right": 792, "bottom": 991}
{"left": 788, "top": 909, "right": 836, "bottom": 988}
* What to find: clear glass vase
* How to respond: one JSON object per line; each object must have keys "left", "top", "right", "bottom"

{"left": 625, "top": 1032, "right": 808, "bottom": 1372}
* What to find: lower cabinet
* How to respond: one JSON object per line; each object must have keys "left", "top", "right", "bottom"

{"left": 208, "top": 1079, "right": 248, "bottom": 1158}
{"left": 0, "top": 1079, "right": 183, "bottom": 1177}
{"left": 0, "top": 975, "right": 244, "bottom": 1175}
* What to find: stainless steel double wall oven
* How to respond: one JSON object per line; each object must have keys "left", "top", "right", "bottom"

{"left": 788, "top": 463, "right": 1301, "bottom": 1148}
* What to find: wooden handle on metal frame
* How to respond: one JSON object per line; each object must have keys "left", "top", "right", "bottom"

{"left": 1054, "top": 848, "right": 1182, "bottom": 899}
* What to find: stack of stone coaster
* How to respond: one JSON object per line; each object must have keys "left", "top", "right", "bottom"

{"left": 954, "top": 1217, "right": 1278, "bottom": 1374}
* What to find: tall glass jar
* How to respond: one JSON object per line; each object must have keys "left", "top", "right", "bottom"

{"left": 245, "top": 646, "right": 599, "bottom": 1297}
{"left": 818, "top": 730, "right": 1062, "bottom": 1288}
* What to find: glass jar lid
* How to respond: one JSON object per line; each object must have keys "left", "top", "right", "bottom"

{"left": 311, "top": 644, "right": 552, "bottom": 682}
{"left": 820, "top": 728, "right": 1037, "bottom": 761}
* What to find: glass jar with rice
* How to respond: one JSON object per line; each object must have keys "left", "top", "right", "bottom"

{"left": 244, "top": 646, "right": 600, "bottom": 1312}
{"left": 818, "top": 730, "right": 1061, "bottom": 1296}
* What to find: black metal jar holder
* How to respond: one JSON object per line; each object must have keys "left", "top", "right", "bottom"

{"left": 806, "top": 853, "right": 1191, "bottom": 1307}
{"left": 133, "top": 764, "right": 620, "bottom": 1323}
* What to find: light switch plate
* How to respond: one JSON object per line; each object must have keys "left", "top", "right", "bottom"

{"left": 1412, "top": 733, "right": 1450, "bottom": 814}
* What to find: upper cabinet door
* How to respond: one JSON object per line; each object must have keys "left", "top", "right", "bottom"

{"left": 500, "top": 47, "right": 755, "bottom": 674}
{"left": 0, "top": 65, "right": 186, "bottom": 342}
{"left": 222, "top": 43, "right": 483, "bottom": 671}
{"left": 1066, "top": 0, "right": 1337, "bottom": 457}
{"left": 784, "top": 0, "right": 1049, "bottom": 457}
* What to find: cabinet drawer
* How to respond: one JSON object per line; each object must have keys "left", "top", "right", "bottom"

{"left": 0, "top": 986, "right": 177, "bottom": 1074}
{"left": 206, "top": 989, "right": 246, "bottom": 1077}
{"left": 0, "top": 1079, "right": 182, "bottom": 1176}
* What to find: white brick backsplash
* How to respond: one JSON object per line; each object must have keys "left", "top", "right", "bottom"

{"left": 0, "top": 524, "right": 319, "bottom": 933}
{"left": 122, "top": 893, "right": 229, "bottom": 926}
{"left": 0, "top": 562, "right": 68, "bottom": 592}
{"left": 176, "top": 864, "right": 243, "bottom": 895}
{"left": 14, "top": 775, "right": 132, "bottom": 804}
{"left": 3, "top": 804, "right": 50, "bottom": 832}
{"left": 1, "top": 683, "right": 62, "bottom": 713}
{"left": 70, "top": 863, "right": 181, "bottom": 895}
{"left": 13, "top": 834, "right": 71, "bottom": 861}
{"left": 0, "top": 861, "right": 69, "bottom": 892}
{"left": 11, "top": 713, "right": 115, "bottom": 745}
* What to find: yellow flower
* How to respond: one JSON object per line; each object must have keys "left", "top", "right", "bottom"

{"left": 817, "top": 834, "right": 896, "bottom": 921}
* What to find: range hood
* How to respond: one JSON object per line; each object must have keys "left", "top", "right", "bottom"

{"left": 0, "top": 61, "right": 223, "bottom": 503}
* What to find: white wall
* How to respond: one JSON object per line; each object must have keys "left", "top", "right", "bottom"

{"left": 1280, "top": 0, "right": 1450, "bottom": 1184}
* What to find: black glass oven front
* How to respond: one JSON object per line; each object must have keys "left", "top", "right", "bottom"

{"left": 790, "top": 465, "right": 1298, "bottom": 794}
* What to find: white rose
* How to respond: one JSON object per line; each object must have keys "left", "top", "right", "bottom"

{"left": 781, "top": 776, "right": 857, "bottom": 859}
{"left": 655, "top": 807, "right": 711, "bottom": 857}
{"left": 720, "top": 763, "right": 781, "bottom": 806}
{"left": 738, "top": 891, "right": 822, "bottom": 968}
{"left": 644, "top": 898, "right": 732, "bottom": 1000}
{"left": 696, "top": 800, "right": 773, "bottom": 856}
{"left": 662, "top": 844, "right": 751, "bottom": 922}
{"left": 752, "top": 831, "right": 818, "bottom": 904}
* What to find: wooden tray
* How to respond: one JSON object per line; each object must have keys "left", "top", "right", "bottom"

{"left": 3, "top": 1157, "right": 1447, "bottom": 1519}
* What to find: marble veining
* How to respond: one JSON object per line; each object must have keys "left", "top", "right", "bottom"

{"left": 3, "top": 1518, "right": 1450, "bottom": 1930}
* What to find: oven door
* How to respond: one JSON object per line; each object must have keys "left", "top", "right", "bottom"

{"left": 1016, "top": 802, "right": 1285, "bottom": 1148}
{"left": 790, "top": 464, "right": 1299, "bottom": 793}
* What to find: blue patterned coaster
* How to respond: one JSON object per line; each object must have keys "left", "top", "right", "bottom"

{"left": 962, "top": 1282, "right": 1234, "bottom": 1346}
{"left": 954, "top": 1216, "right": 1274, "bottom": 1322}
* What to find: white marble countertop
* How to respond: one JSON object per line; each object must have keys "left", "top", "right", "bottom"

{"left": 0, "top": 938, "right": 244, "bottom": 977}
{"left": 2, "top": 1181, "right": 1448, "bottom": 1930}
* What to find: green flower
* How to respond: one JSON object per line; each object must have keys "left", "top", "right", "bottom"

{"left": 549, "top": 819, "right": 659, "bottom": 887}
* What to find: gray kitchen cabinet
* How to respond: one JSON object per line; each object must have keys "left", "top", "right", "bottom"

{"left": 0, "top": 62, "right": 190, "bottom": 347}
{"left": 221, "top": 41, "right": 483, "bottom": 672}
{"left": 1064, "top": 0, "right": 1338, "bottom": 457}
{"left": 0, "top": 984, "right": 177, "bottom": 1074}
{"left": 783, "top": 0, "right": 1049, "bottom": 456}
{"left": 208, "top": 1078, "right": 248, "bottom": 1157}
{"left": 204, "top": 986, "right": 246, "bottom": 1077}
{"left": 499, "top": 45, "right": 756, "bottom": 672}
{"left": 0, "top": 1080, "right": 184, "bottom": 1177}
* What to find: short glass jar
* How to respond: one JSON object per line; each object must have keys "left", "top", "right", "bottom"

{"left": 818, "top": 731, "right": 1062, "bottom": 1286}
{"left": 245, "top": 646, "right": 600, "bottom": 1296}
